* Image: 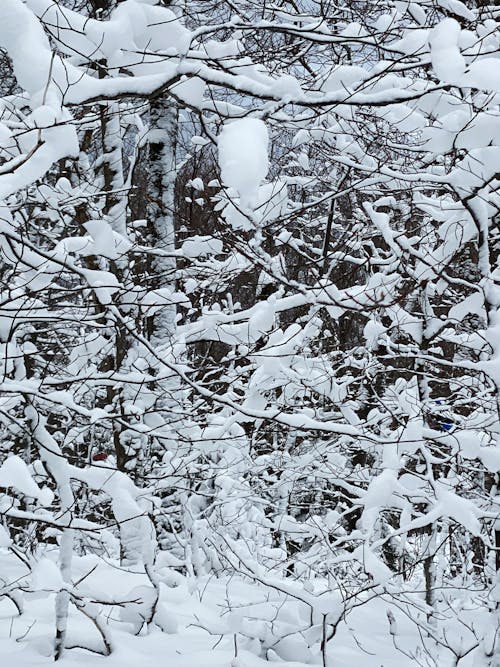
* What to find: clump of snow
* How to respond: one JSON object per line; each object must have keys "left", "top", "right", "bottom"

{"left": 218, "top": 119, "right": 269, "bottom": 210}
{"left": 0, "top": 524, "right": 11, "bottom": 547}
{"left": 0, "top": 455, "right": 53, "bottom": 506}
{"left": 218, "top": 180, "right": 287, "bottom": 231}
{"left": 83, "top": 220, "right": 131, "bottom": 259}
{"left": 428, "top": 19, "right": 465, "bottom": 84}
{"left": 323, "top": 65, "right": 369, "bottom": 92}
{"left": 181, "top": 236, "right": 223, "bottom": 258}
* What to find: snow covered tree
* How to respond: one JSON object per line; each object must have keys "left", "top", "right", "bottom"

{"left": 0, "top": 0, "right": 498, "bottom": 665}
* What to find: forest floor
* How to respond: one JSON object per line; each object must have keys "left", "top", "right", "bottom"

{"left": 0, "top": 549, "right": 448, "bottom": 666}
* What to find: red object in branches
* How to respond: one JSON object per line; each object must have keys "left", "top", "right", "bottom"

{"left": 92, "top": 452, "right": 108, "bottom": 462}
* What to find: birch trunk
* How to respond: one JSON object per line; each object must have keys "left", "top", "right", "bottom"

{"left": 148, "top": 98, "right": 178, "bottom": 345}
{"left": 25, "top": 404, "right": 74, "bottom": 661}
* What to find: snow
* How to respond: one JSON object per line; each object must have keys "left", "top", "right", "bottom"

{"left": 437, "top": 0, "right": 476, "bottom": 21}
{"left": 181, "top": 236, "right": 222, "bottom": 258}
{"left": 435, "top": 486, "right": 482, "bottom": 537}
{"left": 462, "top": 59, "right": 500, "bottom": 93}
{"left": 26, "top": 0, "right": 191, "bottom": 64}
{"left": 0, "top": 556, "right": 443, "bottom": 667}
{"left": 0, "top": 2, "right": 499, "bottom": 666}
{"left": 0, "top": 455, "right": 53, "bottom": 507}
{"left": 80, "top": 268, "right": 120, "bottom": 305}
{"left": 429, "top": 19, "right": 465, "bottom": 84}
{"left": 218, "top": 119, "right": 269, "bottom": 210}
{"left": 352, "top": 545, "right": 394, "bottom": 585}
{"left": 219, "top": 180, "right": 288, "bottom": 231}
{"left": 31, "top": 557, "right": 64, "bottom": 592}
{"left": 83, "top": 220, "right": 132, "bottom": 260}
{"left": 363, "top": 318, "right": 386, "bottom": 349}
{"left": 323, "top": 65, "right": 369, "bottom": 92}
{"left": 2, "top": 0, "right": 59, "bottom": 107}
{"left": 0, "top": 525, "right": 11, "bottom": 548}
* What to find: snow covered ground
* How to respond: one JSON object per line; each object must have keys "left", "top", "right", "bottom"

{"left": 0, "top": 549, "right": 461, "bottom": 667}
